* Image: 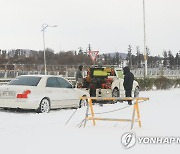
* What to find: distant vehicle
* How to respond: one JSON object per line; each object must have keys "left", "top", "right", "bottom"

{"left": 77, "top": 66, "right": 139, "bottom": 99}
{"left": 0, "top": 75, "right": 89, "bottom": 113}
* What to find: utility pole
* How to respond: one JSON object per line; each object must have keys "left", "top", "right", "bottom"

{"left": 88, "top": 44, "right": 91, "bottom": 52}
{"left": 143, "top": 0, "right": 147, "bottom": 77}
{"left": 128, "top": 45, "right": 132, "bottom": 69}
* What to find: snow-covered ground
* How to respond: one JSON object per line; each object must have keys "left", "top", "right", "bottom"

{"left": 0, "top": 89, "right": 180, "bottom": 154}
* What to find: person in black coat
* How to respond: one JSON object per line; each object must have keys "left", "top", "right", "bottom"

{"left": 123, "top": 66, "right": 134, "bottom": 105}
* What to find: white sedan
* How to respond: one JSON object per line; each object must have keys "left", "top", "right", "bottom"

{"left": 0, "top": 75, "right": 89, "bottom": 113}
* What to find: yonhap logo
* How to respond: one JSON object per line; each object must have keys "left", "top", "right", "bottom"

{"left": 121, "top": 132, "right": 137, "bottom": 149}
{"left": 121, "top": 132, "right": 180, "bottom": 149}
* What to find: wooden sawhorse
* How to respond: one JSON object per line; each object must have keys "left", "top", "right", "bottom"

{"left": 81, "top": 97, "right": 149, "bottom": 129}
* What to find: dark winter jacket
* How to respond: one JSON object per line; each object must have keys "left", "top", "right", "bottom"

{"left": 123, "top": 67, "right": 134, "bottom": 91}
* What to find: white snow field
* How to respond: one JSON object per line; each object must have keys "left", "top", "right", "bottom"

{"left": 0, "top": 88, "right": 180, "bottom": 154}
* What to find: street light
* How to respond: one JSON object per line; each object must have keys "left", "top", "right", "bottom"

{"left": 41, "top": 23, "right": 57, "bottom": 75}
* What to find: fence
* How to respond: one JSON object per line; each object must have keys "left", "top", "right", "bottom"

{"left": 0, "top": 65, "right": 179, "bottom": 85}
{"left": 132, "top": 68, "right": 180, "bottom": 79}
{"left": 0, "top": 68, "right": 179, "bottom": 79}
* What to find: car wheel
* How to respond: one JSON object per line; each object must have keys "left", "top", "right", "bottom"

{"left": 134, "top": 87, "right": 139, "bottom": 97}
{"left": 112, "top": 88, "right": 120, "bottom": 103}
{"left": 79, "top": 99, "right": 87, "bottom": 108}
{"left": 112, "top": 88, "right": 119, "bottom": 97}
{"left": 38, "top": 98, "right": 50, "bottom": 113}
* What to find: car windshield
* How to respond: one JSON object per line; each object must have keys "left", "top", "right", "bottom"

{"left": 8, "top": 76, "right": 41, "bottom": 86}
{"left": 116, "top": 70, "right": 123, "bottom": 79}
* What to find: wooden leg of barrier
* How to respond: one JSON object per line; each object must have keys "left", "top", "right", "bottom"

{"left": 135, "top": 99, "right": 141, "bottom": 127}
{"left": 89, "top": 99, "right": 96, "bottom": 126}
{"left": 84, "top": 101, "right": 89, "bottom": 127}
{"left": 131, "top": 103, "right": 136, "bottom": 130}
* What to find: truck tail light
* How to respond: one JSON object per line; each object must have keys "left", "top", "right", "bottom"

{"left": 17, "top": 90, "right": 31, "bottom": 98}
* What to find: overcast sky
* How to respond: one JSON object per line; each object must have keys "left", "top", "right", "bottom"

{"left": 1, "top": 0, "right": 180, "bottom": 56}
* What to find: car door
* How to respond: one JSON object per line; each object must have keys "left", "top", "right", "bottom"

{"left": 114, "top": 69, "right": 125, "bottom": 97}
{"left": 57, "top": 77, "right": 79, "bottom": 107}
{"left": 118, "top": 78, "right": 125, "bottom": 97}
{"left": 46, "top": 77, "right": 66, "bottom": 108}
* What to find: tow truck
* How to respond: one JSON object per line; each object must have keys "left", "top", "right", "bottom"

{"left": 77, "top": 66, "right": 139, "bottom": 99}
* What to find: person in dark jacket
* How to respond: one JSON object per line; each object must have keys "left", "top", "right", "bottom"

{"left": 123, "top": 66, "right": 134, "bottom": 105}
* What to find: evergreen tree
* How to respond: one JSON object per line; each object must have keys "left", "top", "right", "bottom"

{"left": 163, "top": 50, "right": 168, "bottom": 67}
{"left": 175, "top": 52, "right": 180, "bottom": 68}
{"left": 115, "top": 52, "right": 120, "bottom": 65}
{"left": 168, "top": 50, "right": 174, "bottom": 67}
